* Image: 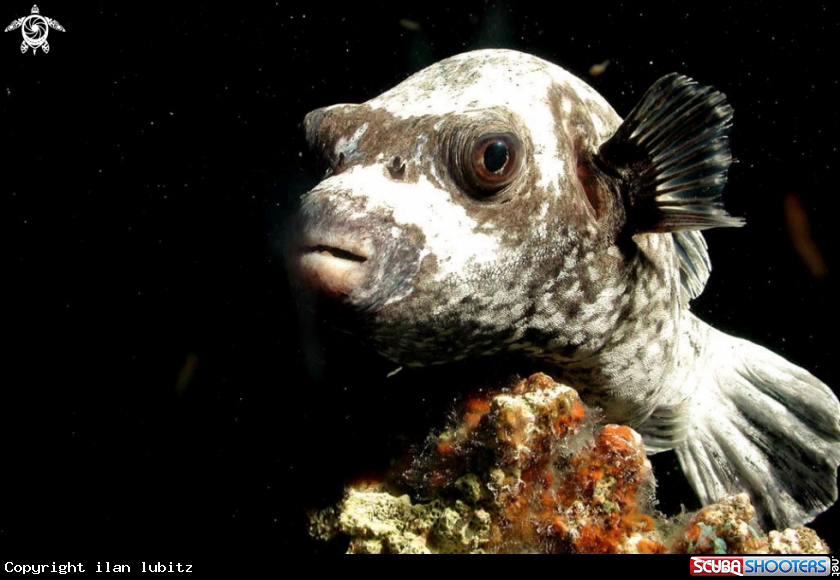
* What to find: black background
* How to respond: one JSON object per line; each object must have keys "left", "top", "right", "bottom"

{"left": 3, "top": 1, "right": 839, "bottom": 556}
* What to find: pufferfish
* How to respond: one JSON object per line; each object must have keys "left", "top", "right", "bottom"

{"left": 291, "top": 49, "right": 840, "bottom": 529}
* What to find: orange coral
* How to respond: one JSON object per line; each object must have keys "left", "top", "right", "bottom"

{"left": 441, "top": 374, "right": 665, "bottom": 553}
{"left": 499, "top": 415, "right": 663, "bottom": 553}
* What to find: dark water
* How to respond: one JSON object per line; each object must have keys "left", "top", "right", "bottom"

{"left": 4, "top": 2, "right": 838, "bottom": 555}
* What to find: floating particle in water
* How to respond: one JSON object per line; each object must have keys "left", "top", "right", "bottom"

{"left": 399, "top": 18, "right": 421, "bottom": 32}
{"left": 589, "top": 59, "right": 611, "bottom": 76}
{"left": 175, "top": 352, "right": 199, "bottom": 394}
{"left": 784, "top": 193, "right": 828, "bottom": 280}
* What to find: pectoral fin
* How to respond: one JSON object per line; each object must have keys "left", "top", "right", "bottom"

{"left": 594, "top": 73, "right": 745, "bottom": 234}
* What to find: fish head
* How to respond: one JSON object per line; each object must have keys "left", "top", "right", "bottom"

{"left": 292, "top": 50, "right": 627, "bottom": 365}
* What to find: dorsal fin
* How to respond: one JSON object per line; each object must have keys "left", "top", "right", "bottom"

{"left": 595, "top": 73, "right": 745, "bottom": 234}
{"left": 674, "top": 230, "right": 711, "bottom": 302}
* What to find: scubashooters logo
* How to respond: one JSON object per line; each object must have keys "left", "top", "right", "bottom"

{"left": 5, "top": 5, "right": 64, "bottom": 54}
{"left": 691, "top": 556, "right": 838, "bottom": 577}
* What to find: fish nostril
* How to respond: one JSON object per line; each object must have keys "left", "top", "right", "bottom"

{"left": 388, "top": 156, "right": 406, "bottom": 180}
{"left": 330, "top": 152, "right": 347, "bottom": 176}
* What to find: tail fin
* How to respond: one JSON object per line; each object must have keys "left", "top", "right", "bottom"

{"left": 674, "top": 324, "right": 840, "bottom": 530}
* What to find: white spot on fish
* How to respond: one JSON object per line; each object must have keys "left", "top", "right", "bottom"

{"left": 319, "top": 165, "right": 504, "bottom": 283}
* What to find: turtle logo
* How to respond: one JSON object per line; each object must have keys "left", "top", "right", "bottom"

{"left": 5, "top": 5, "right": 64, "bottom": 54}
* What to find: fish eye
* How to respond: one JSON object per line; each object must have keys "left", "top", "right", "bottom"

{"left": 459, "top": 131, "right": 523, "bottom": 198}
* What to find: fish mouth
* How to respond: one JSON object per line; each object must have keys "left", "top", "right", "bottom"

{"left": 296, "top": 238, "right": 371, "bottom": 301}
{"left": 303, "top": 244, "right": 369, "bottom": 264}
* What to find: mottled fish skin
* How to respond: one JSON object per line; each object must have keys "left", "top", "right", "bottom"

{"left": 292, "top": 49, "right": 840, "bottom": 529}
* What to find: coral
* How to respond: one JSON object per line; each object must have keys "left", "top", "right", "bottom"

{"left": 765, "top": 527, "right": 830, "bottom": 554}
{"left": 310, "top": 373, "right": 831, "bottom": 554}
{"left": 477, "top": 375, "right": 663, "bottom": 553}
{"left": 669, "top": 493, "right": 830, "bottom": 554}
{"left": 670, "top": 493, "right": 766, "bottom": 554}
{"left": 309, "top": 484, "right": 490, "bottom": 554}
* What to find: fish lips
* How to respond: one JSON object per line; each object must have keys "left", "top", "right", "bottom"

{"left": 291, "top": 195, "right": 423, "bottom": 315}
{"left": 296, "top": 234, "right": 372, "bottom": 302}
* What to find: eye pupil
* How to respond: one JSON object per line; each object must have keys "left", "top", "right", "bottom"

{"left": 483, "top": 141, "right": 509, "bottom": 173}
